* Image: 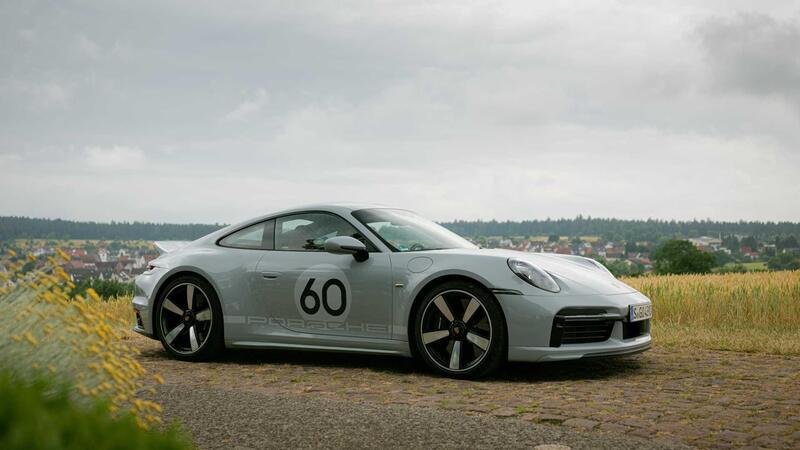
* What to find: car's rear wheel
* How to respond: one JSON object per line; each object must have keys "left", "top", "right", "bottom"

{"left": 155, "top": 275, "right": 224, "bottom": 361}
{"left": 413, "top": 280, "right": 506, "bottom": 379}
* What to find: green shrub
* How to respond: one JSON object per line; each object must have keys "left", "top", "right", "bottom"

{"left": 0, "top": 370, "right": 191, "bottom": 450}
{"left": 71, "top": 278, "right": 134, "bottom": 300}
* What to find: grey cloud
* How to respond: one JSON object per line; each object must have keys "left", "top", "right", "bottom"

{"left": 697, "top": 12, "right": 800, "bottom": 103}
{"left": 1, "top": 1, "right": 799, "bottom": 223}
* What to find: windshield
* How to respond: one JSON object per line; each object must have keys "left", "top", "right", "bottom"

{"left": 352, "top": 208, "right": 477, "bottom": 252}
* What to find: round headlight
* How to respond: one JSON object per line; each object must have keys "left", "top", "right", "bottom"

{"left": 507, "top": 258, "right": 560, "bottom": 293}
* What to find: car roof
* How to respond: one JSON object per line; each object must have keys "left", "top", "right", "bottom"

{"left": 225, "top": 203, "right": 398, "bottom": 232}
{"left": 266, "top": 202, "right": 394, "bottom": 217}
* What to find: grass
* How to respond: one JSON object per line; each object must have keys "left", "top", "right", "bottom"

{"left": 98, "top": 271, "right": 800, "bottom": 357}
{"left": 712, "top": 261, "right": 768, "bottom": 273}
{"left": 623, "top": 270, "right": 800, "bottom": 355}
{"left": 0, "top": 369, "right": 190, "bottom": 450}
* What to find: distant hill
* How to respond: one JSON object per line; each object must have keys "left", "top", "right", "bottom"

{"left": 440, "top": 217, "right": 800, "bottom": 242}
{"left": 0, "top": 216, "right": 225, "bottom": 241}
{"left": 2, "top": 215, "right": 799, "bottom": 242}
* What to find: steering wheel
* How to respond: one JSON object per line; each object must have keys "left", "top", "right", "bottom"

{"left": 409, "top": 243, "right": 425, "bottom": 251}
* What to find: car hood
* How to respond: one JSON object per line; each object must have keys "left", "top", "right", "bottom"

{"left": 432, "top": 248, "right": 637, "bottom": 295}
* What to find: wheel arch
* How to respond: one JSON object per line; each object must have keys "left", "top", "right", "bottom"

{"left": 406, "top": 273, "right": 509, "bottom": 360}
{"left": 150, "top": 268, "right": 222, "bottom": 339}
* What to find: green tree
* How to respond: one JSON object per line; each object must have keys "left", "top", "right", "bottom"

{"left": 740, "top": 235, "right": 758, "bottom": 249}
{"left": 767, "top": 253, "right": 800, "bottom": 271}
{"left": 653, "top": 240, "right": 715, "bottom": 275}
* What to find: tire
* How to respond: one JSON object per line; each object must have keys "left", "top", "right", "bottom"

{"left": 413, "top": 280, "right": 506, "bottom": 379}
{"left": 154, "top": 275, "right": 224, "bottom": 361}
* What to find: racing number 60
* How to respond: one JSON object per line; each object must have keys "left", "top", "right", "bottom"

{"left": 300, "top": 278, "right": 347, "bottom": 316}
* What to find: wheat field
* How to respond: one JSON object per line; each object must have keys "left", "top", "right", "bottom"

{"left": 623, "top": 270, "right": 800, "bottom": 355}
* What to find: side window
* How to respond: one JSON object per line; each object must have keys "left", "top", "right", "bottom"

{"left": 275, "top": 213, "right": 372, "bottom": 252}
{"left": 219, "top": 220, "right": 274, "bottom": 249}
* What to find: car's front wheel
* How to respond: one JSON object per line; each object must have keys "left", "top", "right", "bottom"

{"left": 155, "top": 275, "right": 224, "bottom": 361}
{"left": 413, "top": 280, "right": 506, "bottom": 379}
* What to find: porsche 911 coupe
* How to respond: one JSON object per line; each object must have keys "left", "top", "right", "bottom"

{"left": 133, "top": 203, "right": 652, "bottom": 378}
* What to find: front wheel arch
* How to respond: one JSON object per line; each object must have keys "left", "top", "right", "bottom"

{"left": 407, "top": 275, "right": 508, "bottom": 362}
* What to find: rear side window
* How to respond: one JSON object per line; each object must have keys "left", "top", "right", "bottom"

{"left": 219, "top": 220, "right": 274, "bottom": 250}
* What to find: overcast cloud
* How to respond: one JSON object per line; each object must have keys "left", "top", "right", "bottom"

{"left": 1, "top": 1, "right": 799, "bottom": 223}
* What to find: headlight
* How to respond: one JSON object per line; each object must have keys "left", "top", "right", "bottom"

{"left": 507, "top": 258, "right": 560, "bottom": 293}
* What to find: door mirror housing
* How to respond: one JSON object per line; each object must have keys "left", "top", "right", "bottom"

{"left": 324, "top": 236, "right": 369, "bottom": 262}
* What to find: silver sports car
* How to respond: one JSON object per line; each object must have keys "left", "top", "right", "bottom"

{"left": 133, "top": 203, "right": 652, "bottom": 378}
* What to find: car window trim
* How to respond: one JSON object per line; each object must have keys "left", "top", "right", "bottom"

{"left": 216, "top": 219, "right": 275, "bottom": 250}
{"left": 272, "top": 210, "right": 380, "bottom": 253}
{"left": 216, "top": 210, "right": 382, "bottom": 253}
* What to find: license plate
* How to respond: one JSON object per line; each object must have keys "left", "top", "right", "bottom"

{"left": 629, "top": 303, "right": 652, "bottom": 322}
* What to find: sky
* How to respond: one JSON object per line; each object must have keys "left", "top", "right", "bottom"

{"left": 2, "top": 0, "right": 799, "bottom": 224}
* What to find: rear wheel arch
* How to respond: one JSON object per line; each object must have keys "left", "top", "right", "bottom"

{"left": 152, "top": 270, "right": 221, "bottom": 339}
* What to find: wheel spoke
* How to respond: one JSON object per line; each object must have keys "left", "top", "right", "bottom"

{"left": 449, "top": 340, "right": 461, "bottom": 370}
{"left": 162, "top": 299, "right": 184, "bottom": 316}
{"left": 195, "top": 309, "right": 212, "bottom": 321}
{"left": 466, "top": 332, "right": 489, "bottom": 351}
{"left": 433, "top": 296, "right": 454, "bottom": 322}
{"left": 164, "top": 323, "right": 185, "bottom": 344}
{"left": 186, "top": 284, "right": 195, "bottom": 309}
{"left": 189, "top": 326, "right": 199, "bottom": 351}
{"left": 422, "top": 330, "right": 450, "bottom": 344}
{"left": 462, "top": 298, "right": 480, "bottom": 323}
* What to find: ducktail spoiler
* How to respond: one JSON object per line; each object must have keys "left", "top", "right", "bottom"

{"left": 154, "top": 241, "right": 191, "bottom": 254}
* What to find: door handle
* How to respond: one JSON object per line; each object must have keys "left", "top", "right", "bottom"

{"left": 261, "top": 271, "right": 281, "bottom": 279}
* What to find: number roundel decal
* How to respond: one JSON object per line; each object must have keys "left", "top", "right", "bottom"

{"left": 294, "top": 264, "right": 351, "bottom": 321}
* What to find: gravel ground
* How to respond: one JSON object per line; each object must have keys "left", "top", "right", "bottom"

{"left": 133, "top": 334, "right": 800, "bottom": 449}
{"left": 154, "top": 384, "right": 687, "bottom": 450}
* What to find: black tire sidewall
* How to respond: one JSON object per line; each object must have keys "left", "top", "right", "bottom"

{"left": 155, "top": 275, "right": 224, "bottom": 361}
{"left": 413, "top": 280, "right": 506, "bottom": 379}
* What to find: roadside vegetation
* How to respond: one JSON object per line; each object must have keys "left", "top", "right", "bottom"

{"left": 0, "top": 250, "right": 190, "bottom": 449}
{"left": 624, "top": 270, "right": 800, "bottom": 355}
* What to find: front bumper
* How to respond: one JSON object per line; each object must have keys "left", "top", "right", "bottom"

{"left": 496, "top": 290, "right": 652, "bottom": 363}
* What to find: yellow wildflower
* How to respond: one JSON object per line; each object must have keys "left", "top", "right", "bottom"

{"left": 56, "top": 248, "right": 70, "bottom": 261}
{"left": 86, "top": 288, "right": 101, "bottom": 302}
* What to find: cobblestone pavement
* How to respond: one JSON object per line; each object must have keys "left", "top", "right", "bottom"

{"left": 134, "top": 337, "right": 800, "bottom": 449}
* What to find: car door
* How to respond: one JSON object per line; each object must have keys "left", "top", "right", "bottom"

{"left": 256, "top": 212, "right": 393, "bottom": 339}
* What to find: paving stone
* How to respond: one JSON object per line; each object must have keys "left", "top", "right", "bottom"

{"left": 562, "top": 418, "right": 599, "bottom": 430}
{"left": 716, "top": 430, "right": 752, "bottom": 443}
{"left": 619, "top": 417, "right": 651, "bottom": 428}
{"left": 597, "top": 422, "right": 632, "bottom": 434}
{"left": 536, "top": 414, "right": 569, "bottom": 424}
{"left": 491, "top": 407, "right": 518, "bottom": 417}
{"left": 751, "top": 423, "right": 791, "bottom": 435}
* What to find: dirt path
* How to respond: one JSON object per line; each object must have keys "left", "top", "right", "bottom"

{"left": 134, "top": 336, "right": 800, "bottom": 449}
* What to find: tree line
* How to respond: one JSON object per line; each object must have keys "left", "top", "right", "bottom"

{"left": 441, "top": 216, "right": 800, "bottom": 242}
{"left": 3, "top": 215, "right": 800, "bottom": 243}
{"left": 0, "top": 216, "right": 225, "bottom": 241}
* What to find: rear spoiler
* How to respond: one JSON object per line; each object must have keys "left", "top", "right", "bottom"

{"left": 154, "top": 241, "right": 191, "bottom": 254}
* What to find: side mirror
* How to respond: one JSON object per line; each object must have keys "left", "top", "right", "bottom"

{"left": 324, "top": 236, "right": 369, "bottom": 262}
